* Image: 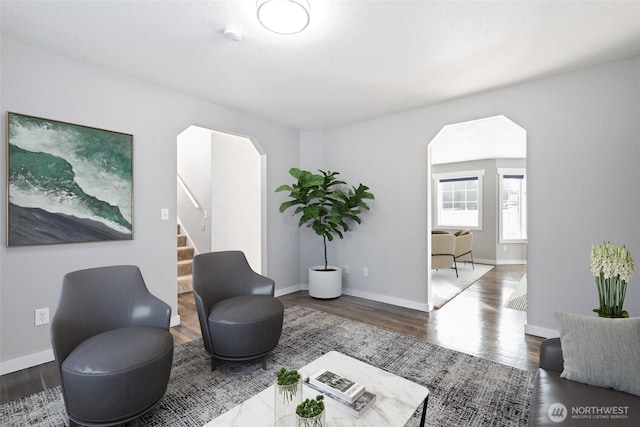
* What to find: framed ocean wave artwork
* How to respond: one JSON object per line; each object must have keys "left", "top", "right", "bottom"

{"left": 6, "top": 112, "right": 133, "bottom": 246}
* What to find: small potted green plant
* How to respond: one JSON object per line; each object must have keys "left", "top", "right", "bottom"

{"left": 274, "top": 368, "right": 302, "bottom": 424}
{"left": 296, "top": 395, "right": 325, "bottom": 427}
{"left": 276, "top": 168, "right": 374, "bottom": 299}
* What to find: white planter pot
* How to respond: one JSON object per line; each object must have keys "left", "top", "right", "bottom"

{"left": 308, "top": 266, "right": 342, "bottom": 299}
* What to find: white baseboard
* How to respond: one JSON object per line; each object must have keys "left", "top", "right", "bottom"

{"left": 1, "top": 349, "right": 54, "bottom": 375}
{"left": 171, "top": 314, "right": 181, "bottom": 327}
{"left": 496, "top": 259, "right": 528, "bottom": 265}
{"left": 525, "top": 323, "right": 559, "bottom": 338}
{"left": 275, "top": 284, "right": 429, "bottom": 312}
{"left": 473, "top": 258, "right": 528, "bottom": 265}
{"left": 274, "top": 284, "right": 303, "bottom": 297}
{"left": 343, "top": 288, "right": 430, "bottom": 312}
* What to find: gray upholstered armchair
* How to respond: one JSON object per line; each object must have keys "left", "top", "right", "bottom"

{"left": 51, "top": 265, "right": 174, "bottom": 427}
{"left": 193, "top": 251, "right": 284, "bottom": 370}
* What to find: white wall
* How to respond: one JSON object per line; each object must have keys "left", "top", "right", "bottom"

{"left": 177, "top": 127, "right": 263, "bottom": 272}
{"left": 2, "top": 39, "right": 638, "bottom": 374}
{"left": 0, "top": 39, "right": 301, "bottom": 373}
{"left": 177, "top": 126, "right": 212, "bottom": 253}
{"left": 297, "top": 131, "right": 331, "bottom": 283}
{"left": 211, "top": 132, "right": 262, "bottom": 272}
{"left": 309, "top": 56, "right": 640, "bottom": 334}
{"left": 432, "top": 158, "right": 527, "bottom": 264}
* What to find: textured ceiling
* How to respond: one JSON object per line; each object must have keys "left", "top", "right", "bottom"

{"left": 2, "top": 1, "right": 640, "bottom": 130}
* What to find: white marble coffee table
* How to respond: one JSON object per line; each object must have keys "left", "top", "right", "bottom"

{"left": 204, "top": 351, "right": 429, "bottom": 427}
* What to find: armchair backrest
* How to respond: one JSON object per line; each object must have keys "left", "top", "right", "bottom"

{"left": 193, "top": 251, "right": 274, "bottom": 305}
{"left": 51, "top": 265, "right": 171, "bottom": 379}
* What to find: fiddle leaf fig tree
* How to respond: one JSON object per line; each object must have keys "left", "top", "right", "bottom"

{"left": 276, "top": 168, "right": 374, "bottom": 271}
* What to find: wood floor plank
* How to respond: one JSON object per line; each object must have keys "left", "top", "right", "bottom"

{"left": 0, "top": 264, "right": 541, "bottom": 404}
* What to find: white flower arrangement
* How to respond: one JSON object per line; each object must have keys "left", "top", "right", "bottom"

{"left": 590, "top": 242, "right": 635, "bottom": 318}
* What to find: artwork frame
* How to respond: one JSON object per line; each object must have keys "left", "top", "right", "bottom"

{"left": 6, "top": 112, "right": 133, "bottom": 247}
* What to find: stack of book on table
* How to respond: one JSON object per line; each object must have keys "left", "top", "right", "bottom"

{"left": 304, "top": 368, "right": 376, "bottom": 417}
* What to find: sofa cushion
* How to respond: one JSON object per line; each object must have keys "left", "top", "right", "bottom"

{"left": 555, "top": 311, "right": 640, "bottom": 397}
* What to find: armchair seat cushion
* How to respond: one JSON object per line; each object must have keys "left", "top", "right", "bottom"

{"left": 61, "top": 326, "right": 173, "bottom": 424}
{"left": 208, "top": 295, "right": 284, "bottom": 359}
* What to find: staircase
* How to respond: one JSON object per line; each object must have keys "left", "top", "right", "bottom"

{"left": 177, "top": 224, "right": 194, "bottom": 294}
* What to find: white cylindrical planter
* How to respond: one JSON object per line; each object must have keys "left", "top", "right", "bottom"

{"left": 308, "top": 266, "right": 342, "bottom": 299}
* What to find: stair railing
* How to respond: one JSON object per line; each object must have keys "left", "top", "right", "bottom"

{"left": 177, "top": 174, "right": 202, "bottom": 211}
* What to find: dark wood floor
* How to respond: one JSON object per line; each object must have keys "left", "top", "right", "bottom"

{"left": 1, "top": 264, "right": 541, "bottom": 405}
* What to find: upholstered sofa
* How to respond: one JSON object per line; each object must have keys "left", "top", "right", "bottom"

{"left": 529, "top": 313, "right": 640, "bottom": 426}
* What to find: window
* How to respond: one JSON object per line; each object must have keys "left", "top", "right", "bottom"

{"left": 498, "top": 168, "right": 527, "bottom": 242}
{"left": 433, "top": 170, "right": 484, "bottom": 229}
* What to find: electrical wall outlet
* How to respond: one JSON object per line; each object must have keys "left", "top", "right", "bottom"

{"left": 363, "top": 267, "right": 369, "bottom": 277}
{"left": 35, "top": 308, "right": 49, "bottom": 326}
{"left": 344, "top": 265, "right": 350, "bottom": 274}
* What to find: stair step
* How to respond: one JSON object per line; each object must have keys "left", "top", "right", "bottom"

{"left": 177, "top": 275, "right": 193, "bottom": 294}
{"left": 178, "top": 259, "right": 193, "bottom": 276}
{"left": 178, "top": 246, "right": 194, "bottom": 261}
{"left": 176, "top": 224, "right": 193, "bottom": 293}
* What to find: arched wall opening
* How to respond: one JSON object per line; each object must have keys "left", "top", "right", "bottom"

{"left": 177, "top": 126, "right": 266, "bottom": 279}
{"left": 427, "top": 115, "right": 527, "bottom": 310}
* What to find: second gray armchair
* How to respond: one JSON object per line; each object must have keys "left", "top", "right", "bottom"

{"left": 192, "top": 251, "right": 284, "bottom": 370}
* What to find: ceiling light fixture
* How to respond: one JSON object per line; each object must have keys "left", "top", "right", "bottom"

{"left": 257, "top": 0, "right": 310, "bottom": 35}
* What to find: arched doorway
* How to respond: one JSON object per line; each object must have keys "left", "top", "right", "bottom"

{"left": 176, "top": 126, "right": 266, "bottom": 293}
{"left": 427, "top": 115, "right": 527, "bottom": 310}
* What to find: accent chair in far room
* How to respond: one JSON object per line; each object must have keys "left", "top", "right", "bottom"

{"left": 431, "top": 230, "right": 458, "bottom": 277}
{"left": 454, "top": 229, "right": 474, "bottom": 269}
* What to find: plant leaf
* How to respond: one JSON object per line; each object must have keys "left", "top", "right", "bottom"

{"left": 275, "top": 184, "right": 293, "bottom": 192}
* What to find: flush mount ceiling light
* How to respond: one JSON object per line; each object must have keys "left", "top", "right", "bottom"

{"left": 257, "top": 0, "right": 310, "bottom": 35}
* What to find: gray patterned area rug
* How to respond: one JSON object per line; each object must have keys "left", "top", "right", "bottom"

{"left": 1, "top": 306, "right": 534, "bottom": 426}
